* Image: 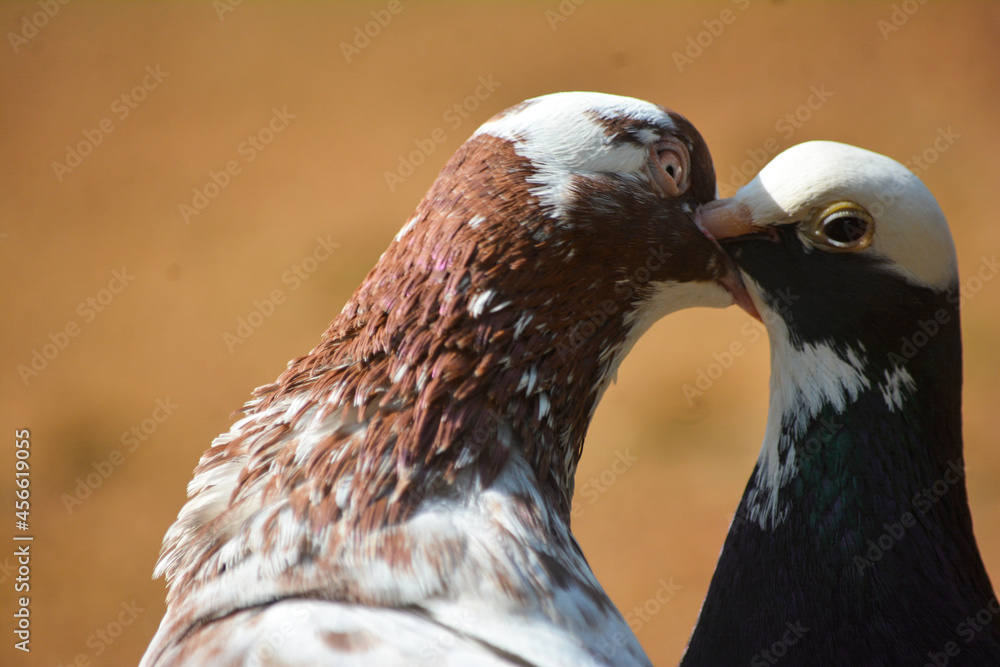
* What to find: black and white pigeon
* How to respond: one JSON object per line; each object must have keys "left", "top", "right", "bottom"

{"left": 140, "top": 92, "right": 753, "bottom": 667}
{"left": 684, "top": 140, "right": 1000, "bottom": 664}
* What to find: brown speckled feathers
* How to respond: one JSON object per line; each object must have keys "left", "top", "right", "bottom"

{"left": 142, "top": 92, "right": 738, "bottom": 667}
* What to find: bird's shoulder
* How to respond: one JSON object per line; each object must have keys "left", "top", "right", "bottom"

{"left": 145, "top": 363, "right": 648, "bottom": 666}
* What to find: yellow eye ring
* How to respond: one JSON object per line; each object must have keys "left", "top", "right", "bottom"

{"left": 805, "top": 202, "right": 875, "bottom": 252}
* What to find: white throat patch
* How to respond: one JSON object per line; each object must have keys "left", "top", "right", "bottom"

{"left": 746, "top": 289, "right": 871, "bottom": 528}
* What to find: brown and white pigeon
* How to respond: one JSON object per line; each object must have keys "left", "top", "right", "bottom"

{"left": 141, "top": 92, "right": 750, "bottom": 667}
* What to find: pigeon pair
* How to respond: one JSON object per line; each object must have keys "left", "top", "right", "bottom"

{"left": 142, "top": 92, "right": 999, "bottom": 666}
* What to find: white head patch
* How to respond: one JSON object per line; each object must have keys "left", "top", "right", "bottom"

{"left": 474, "top": 92, "right": 676, "bottom": 219}
{"left": 734, "top": 140, "right": 957, "bottom": 290}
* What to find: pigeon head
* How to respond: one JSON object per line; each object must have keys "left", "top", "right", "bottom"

{"left": 463, "top": 91, "right": 757, "bottom": 337}
{"left": 701, "top": 139, "right": 957, "bottom": 302}
{"left": 474, "top": 90, "right": 718, "bottom": 213}
{"left": 305, "top": 91, "right": 745, "bottom": 520}
{"left": 390, "top": 90, "right": 741, "bottom": 326}
{"left": 684, "top": 142, "right": 999, "bottom": 663}
{"left": 698, "top": 140, "right": 966, "bottom": 522}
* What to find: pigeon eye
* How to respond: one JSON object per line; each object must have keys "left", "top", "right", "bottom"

{"left": 806, "top": 202, "right": 875, "bottom": 252}
{"left": 648, "top": 141, "right": 690, "bottom": 197}
{"left": 660, "top": 151, "right": 681, "bottom": 180}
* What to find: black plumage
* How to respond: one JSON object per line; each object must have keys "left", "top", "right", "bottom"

{"left": 684, "top": 141, "right": 1000, "bottom": 665}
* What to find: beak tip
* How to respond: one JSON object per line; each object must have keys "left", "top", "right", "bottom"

{"left": 716, "top": 267, "right": 763, "bottom": 323}
{"left": 698, "top": 199, "right": 757, "bottom": 241}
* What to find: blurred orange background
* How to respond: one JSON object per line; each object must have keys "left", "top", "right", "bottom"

{"left": 3, "top": 2, "right": 999, "bottom": 665}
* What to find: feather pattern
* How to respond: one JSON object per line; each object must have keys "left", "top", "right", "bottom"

{"left": 684, "top": 141, "right": 1000, "bottom": 665}
{"left": 142, "top": 92, "right": 737, "bottom": 666}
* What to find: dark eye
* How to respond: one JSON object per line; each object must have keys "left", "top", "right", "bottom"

{"left": 806, "top": 203, "right": 875, "bottom": 252}
{"left": 823, "top": 213, "right": 869, "bottom": 244}
{"left": 659, "top": 150, "right": 682, "bottom": 181}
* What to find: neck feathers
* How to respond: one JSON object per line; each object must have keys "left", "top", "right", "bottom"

{"left": 151, "top": 133, "right": 657, "bottom": 653}
{"left": 683, "top": 290, "right": 1000, "bottom": 664}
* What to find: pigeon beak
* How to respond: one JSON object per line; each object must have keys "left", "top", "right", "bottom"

{"left": 698, "top": 198, "right": 758, "bottom": 240}
{"left": 695, "top": 198, "right": 767, "bottom": 322}
{"left": 715, "top": 265, "right": 761, "bottom": 322}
